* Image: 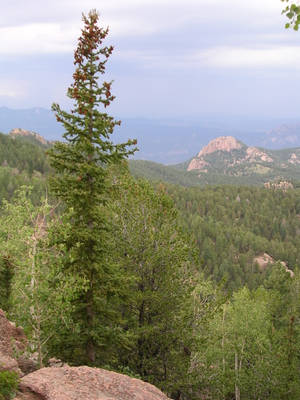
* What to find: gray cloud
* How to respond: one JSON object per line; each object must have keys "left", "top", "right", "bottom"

{"left": 0, "top": 0, "right": 300, "bottom": 119}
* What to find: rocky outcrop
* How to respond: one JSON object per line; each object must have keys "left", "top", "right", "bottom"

{"left": 186, "top": 136, "right": 300, "bottom": 182}
{"left": 187, "top": 158, "right": 208, "bottom": 172}
{"left": 0, "top": 310, "right": 171, "bottom": 400}
{"left": 188, "top": 137, "right": 273, "bottom": 171}
{"left": 9, "top": 129, "right": 49, "bottom": 146}
{"left": 288, "top": 153, "right": 300, "bottom": 165}
{"left": 246, "top": 147, "right": 273, "bottom": 163}
{"left": 253, "top": 253, "right": 294, "bottom": 277}
{"left": 0, "top": 309, "right": 27, "bottom": 376}
{"left": 187, "top": 136, "right": 243, "bottom": 172}
{"left": 15, "top": 366, "right": 171, "bottom": 400}
{"left": 253, "top": 253, "right": 274, "bottom": 271}
{"left": 264, "top": 181, "right": 294, "bottom": 191}
{"left": 197, "top": 136, "right": 242, "bottom": 157}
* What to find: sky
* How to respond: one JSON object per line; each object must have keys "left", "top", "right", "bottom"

{"left": 1, "top": 0, "right": 300, "bottom": 120}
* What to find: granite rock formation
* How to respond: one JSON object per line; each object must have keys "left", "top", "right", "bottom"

{"left": 15, "top": 366, "right": 171, "bottom": 400}
{"left": 0, "top": 310, "right": 170, "bottom": 400}
{"left": 9, "top": 128, "right": 50, "bottom": 146}
{"left": 0, "top": 309, "right": 27, "bottom": 376}
{"left": 187, "top": 136, "right": 300, "bottom": 180}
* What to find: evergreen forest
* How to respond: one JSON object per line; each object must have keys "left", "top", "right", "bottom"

{"left": 0, "top": 9, "right": 300, "bottom": 400}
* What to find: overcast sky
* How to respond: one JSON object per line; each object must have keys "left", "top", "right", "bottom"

{"left": 1, "top": 0, "right": 300, "bottom": 119}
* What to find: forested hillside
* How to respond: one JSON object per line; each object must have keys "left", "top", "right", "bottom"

{"left": 2, "top": 129, "right": 299, "bottom": 292}
{"left": 129, "top": 159, "right": 202, "bottom": 186}
{"left": 0, "top": 132, "right": 50, "bottom": 175}
{"left": 129, "top": 158, "right": 300, "bottom": 187}
{"left": 1, "top": 126, "right": 300, "bottom": 399}
{"left": 0, "top": 132, "right": 49, "bottom": 204}
{"left": 164, "top": 184, "right": 300, "bottom": 290}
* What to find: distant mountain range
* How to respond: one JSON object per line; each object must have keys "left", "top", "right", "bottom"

{"left": 1, "top": 126, "right": 300, "bottom": 187}
{"left": 2, "top": 106, "right": 300, "bottom": 164}
{"left": 0, "top": 107, "right": 62, "bottom": 141}
{"left": 263, "top": 124, "right": 300, "bottom": 148}
{"left": 129, "top": 136, "right": 300, "bottom": 186}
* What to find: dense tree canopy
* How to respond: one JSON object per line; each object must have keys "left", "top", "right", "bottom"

{"left": 164, "top": 184, "right": 300, "bottom": 291}
{"left": 108, "top": 168, "right": 198, "bottom": 395}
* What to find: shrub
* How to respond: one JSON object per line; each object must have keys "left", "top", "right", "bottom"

{"left": 0, "top": 370, "right": 19, "bottom": 400}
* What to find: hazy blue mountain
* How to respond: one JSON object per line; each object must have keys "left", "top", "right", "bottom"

{"left": 0, "top": 107, "right": 64, "bottom": 140}
{"left": 113, "top": 115, "right": 300, "bottom": 163}
{"left": 1, "top": 107, "right": 300, "bottom": 164}
{"left": 262, "top": 124, "right": 300, "bottom": 148}
{"left": 0, "top": 124, "right": 299, "bottom": 187}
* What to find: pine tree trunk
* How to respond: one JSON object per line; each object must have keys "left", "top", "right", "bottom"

{"left": 86, "top": 288, "right": 96, "bottom": 363}
{"left": 137, "top": 289, "right": 146, "bottom": 376}
{"left": 222, "top": 304, "right": 226, "bottom": 400}
{"left": 235, "top": 351, "right": 240, "bottom": 400}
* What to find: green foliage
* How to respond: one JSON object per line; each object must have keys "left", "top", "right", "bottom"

{"left": 0, "top": 166, "right": 46, "bottom": 206}
{"left": 47, "top": 10, "right": 136, "bottom": 365}
{"left": 108, "top": 169, "right": 199, "bottom": 395}
{"left": 0, "top": 256, "right": 13, "bottom": 311}
{"left": 129, "top": 160, "right": 203, "bottom": 186}
{"left": 0, "top": 133, "right": 50, "bottom": 176}
{"left": 192, "top": 284, "right": 300, "bottom": 399}
{"left": 0, "top": 130, "right": 50, "bottom": 204}
{"left": 193, "top": 288, "right": 272, "bottom": 398}
{"left": 282, "top": 1, "right": 300, "bottom": 31}
{"left": 106, "top": 365, "right": 142, "bottom": 380}
{"left": 0, "top": 371, "right": 19, "bottom": 400}
{"left": 0, "top": 186, "right": 64, "bottom": 367}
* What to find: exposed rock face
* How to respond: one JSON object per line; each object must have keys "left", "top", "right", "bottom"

{"left": 9, "top": 128, "right": 49, "bottom": 146}
{"left": 186, "top": 136, "right": 300, "bottom": 181}
{"left": 187, "top": 158, "right": 208, "bottom": 172}
{"left": 253, "top": 253, "right": 274, "bottom": 271}
{"left": 187, "top": 136, "right": 243, "bottom": 172}
{"left": 253, "top": 253, "right": 294, "bottom": 277}
{"left": 264, "top": 181, "right": 294, "bottom": 191}
{"left": 246, "top": 147, "right": 273, "bottom": 163}
{"left": 16, "top": 366, "right": 171, "bottom": 400}
{"left": 0, "top": 309, "right": 27, "bottom": 376}
{"left": 197, "top": 136, "right": 242, "bottom": 157}
{"left": 0, "top": 309, "right": 37, "bottom": 376}
{"left": 289, "top": 153, "right": 300, "bottom": 165}
{"left": 0, "top": 310, "right": 170, "bottom": 400}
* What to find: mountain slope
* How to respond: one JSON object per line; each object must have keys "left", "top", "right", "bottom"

{"left": 128, "top": 160, "right": 202, "bottom": 186}
{"left": 9, "top": 128, "right": 52, "bottom": 147}
{"left": 130, "top": 136, "right": 300, "bottom": 186}
{"left": 187, "top": 136, "right": 300, "bottom": 183}
{"left": 0, "top": 130, "right": 50, "bottom": 175}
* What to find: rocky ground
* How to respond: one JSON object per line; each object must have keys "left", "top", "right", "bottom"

{"left": 0, "top": 309, "right": 170, "bottom": 400}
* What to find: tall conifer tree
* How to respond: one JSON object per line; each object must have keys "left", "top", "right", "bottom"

{"left": 48, "top": 10, "right": 136, "bottom": 364}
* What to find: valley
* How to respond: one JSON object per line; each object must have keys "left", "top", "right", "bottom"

{"left": 0, "top": 127, "right": 300, "bottom": 400}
